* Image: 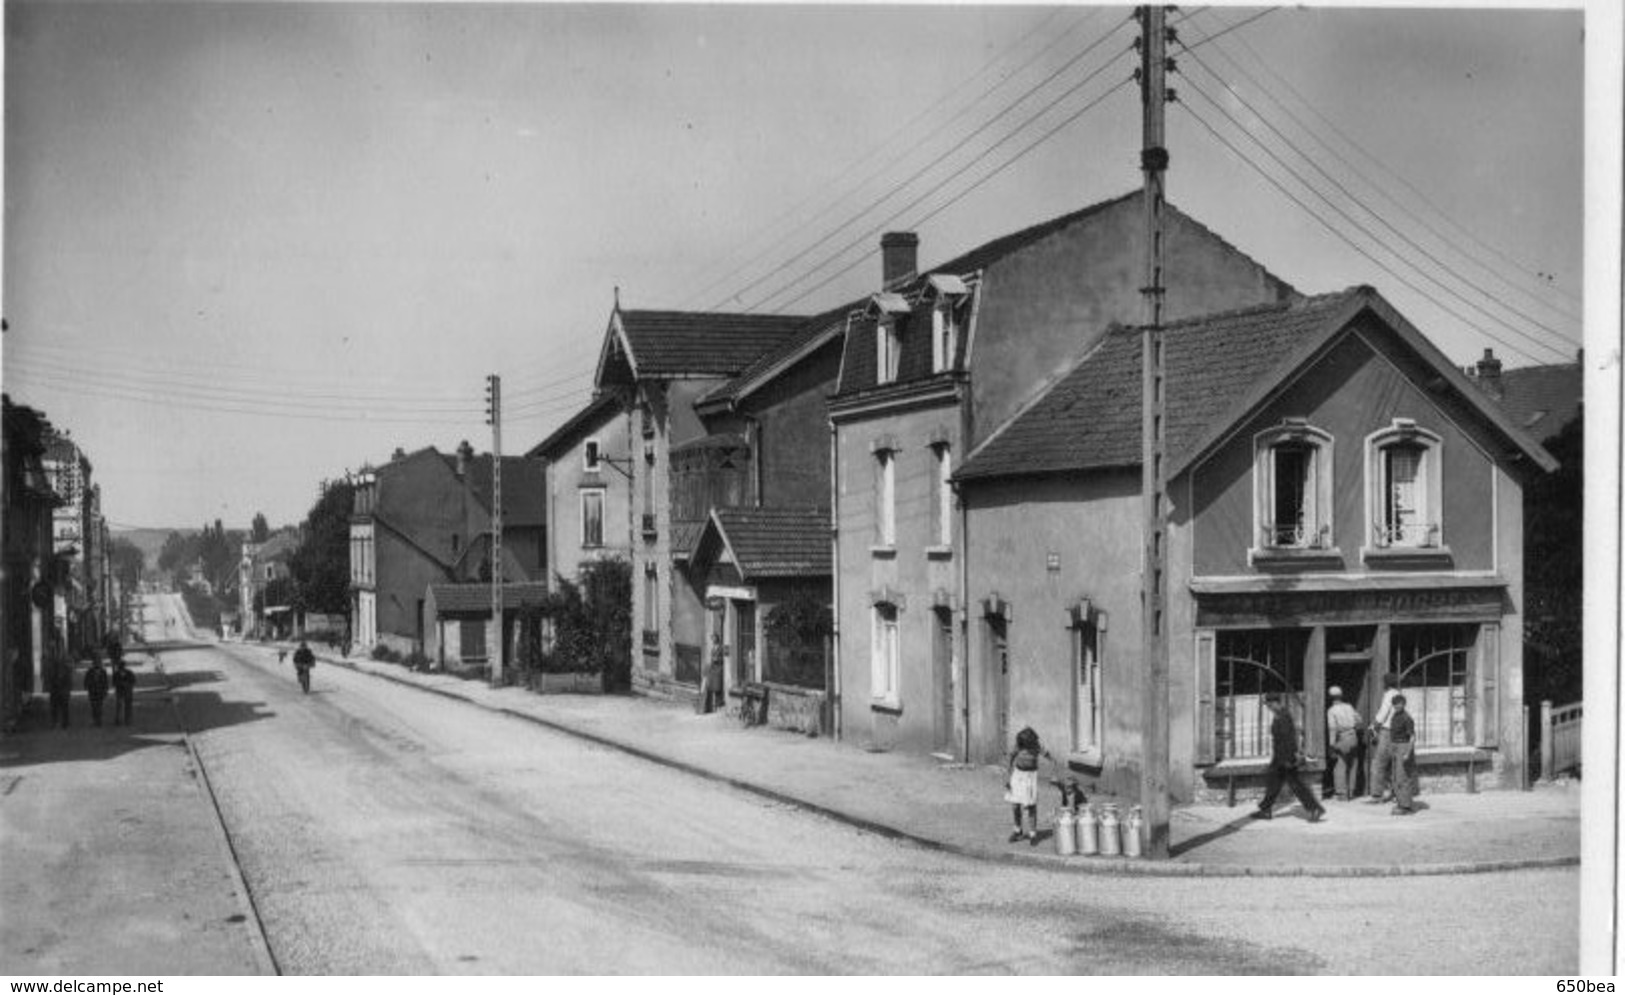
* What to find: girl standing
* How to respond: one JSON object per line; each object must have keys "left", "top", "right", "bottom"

{"left": 1004, "top": 726, "right": 1053, "bottom": 844}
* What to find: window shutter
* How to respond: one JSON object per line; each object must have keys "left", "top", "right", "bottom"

{"left": 1195, "top": 630, "right": 1216, "bottom": 764}
{"left": 1475, "top": 622, "right": 1500, "bottom": 747}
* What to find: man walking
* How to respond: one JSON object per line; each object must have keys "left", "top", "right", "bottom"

{"left": 1326, "top": 686, "right": 1362, "bottom": 801}
{"left": 46, "top": 649, "right": 73, "bottom": 730}
{"left": 111, "top": 655, "right": 136, "bottom": 726}
{"left": 1251, "top": 692, "right": 1326, "bottom": 823}
{"left": 1389, "top": 695, "right": 1418, "bottom": 815}
{"left": 83, "top": 655, "right": 110, "bottom": 727}
{"left": 1368, "top": 673, "right": 1402, "bottom": 804}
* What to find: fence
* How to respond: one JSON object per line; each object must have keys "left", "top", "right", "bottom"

{"left": 1540, "top": 699, "right": 1582, "bottom": 780}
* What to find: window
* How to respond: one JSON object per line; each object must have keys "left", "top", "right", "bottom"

{"left": 875, "top": 449, "right": 896, "bottom": 546}
{"left": 643, "top": 565, "right": 658, "bottom": 631}
{"left": 1367, "top": 420, "right": 1443, "bottom": 550}
{"left": 459, "top": 618, "right": 487, "bottom": 661}
{"left": 876, "top": 320, "right": 901, "bottom": 385}
{"left": 1254, "top": 421, "right": 1333, "bottom": 552}
{"left": 451, "top": 534, "right": 460, "bottom": 555}
{"left": 1072, "top": 609, "right": 1104, "bottom": 755}
{"left": 584, "top": 439, "right": 601, "bottom": 472}
{"left": 1214, "top": 628, "right": 1308, "bottom": 760}
{"left": 930, "top": 443, "right": 952, "bottom": 546}
{"left": 1390, "top": 624, "right": 1474, "bottom": 747}
{"left": 581, "top": 488, "right": 605, "bottom": 547}
{"left": 872, "top": 602, "right": 900, "bottom": 704}
{"left": 931, "top": 305, "right": 958, "bottom": 373}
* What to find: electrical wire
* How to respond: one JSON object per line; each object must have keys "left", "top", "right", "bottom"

{"left": 1178, "top": 99, "right": 1563, "bottom": 366}
{"left": 1179, "top": 7, "right": 1277, "bottom": 51}
{"left": 710, "top": 14, "right": 1137, "bottom": 312}
{"left": 1178, "top": 42, "right": 1581, "bottom": 348}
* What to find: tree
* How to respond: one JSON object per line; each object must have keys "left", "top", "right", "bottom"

{"left": 289, "top": 478, "right": 354, "bottom": 616}
{"left": 1524, "top": 416, "right": 1583, "bottom": 706}
{"left": 109, "top": 538, "right": 145, "bottom": 590}
{"left": 157, "top": 530, "right": 191, "bottom": 574}
{"left": 251, "top": 512, "right": 270, "bottom": 544}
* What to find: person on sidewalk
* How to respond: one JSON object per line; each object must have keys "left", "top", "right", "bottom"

{"left": 46, "top": 649, "right": 73, "bottom": 730}
{"left": 1325, "top": 686, "right": 1362, "bottom": 801}
{"left": 111, "top": 656, "right": 136, "bottom": 726}
{"left": 1388, "top": 695, "right": 1418, "bottom": 815}
{"left": 1368, "top": 673, "right": 1402, "bottom": 804}
{"left": 1252, "top": 693, "right": 1326, "bottom": 823}
{"left": 1004, "top": 726, "right": 1054, "bottom": 845}
{"left": 293, "top": 640, "right": 315, "bottom": 694}
{"left": 84, "top": 655, "right": 110, "bottom": 727}
{"left": 696, "top": 635, "right": 726, "bottom": 715}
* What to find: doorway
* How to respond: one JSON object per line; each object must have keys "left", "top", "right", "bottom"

{"left": 988, "top": 615, "right": 1010, "bottom": 754}
{"left": 1325, "top": 625, "right": 1375, "bottom": 799}
{"left": 733, "top": 599, "right": 756, "bottom": 687}
{"left": 932, "top": 608, "right": 955, "bottom": 754}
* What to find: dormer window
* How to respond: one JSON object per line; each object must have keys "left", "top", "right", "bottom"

{"left": 1366, "top": 419, "right": 1443, "bottom": 552}
{"left": 925, "top": 274, "right": 968, "bottom": 374}
{"left": 876, "top": 319, "right": 902, "bottom": 385}
{"left": 1253, "top": 420, "right": 1334, "bottom": 556}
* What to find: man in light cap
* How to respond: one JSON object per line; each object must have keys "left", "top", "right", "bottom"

{"left": 1326, "top": 685, "right": 1363, "bottom": 801}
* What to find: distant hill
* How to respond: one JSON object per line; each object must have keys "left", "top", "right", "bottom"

{"left": 111, "top": 528, "right": 195, "bottom": 570}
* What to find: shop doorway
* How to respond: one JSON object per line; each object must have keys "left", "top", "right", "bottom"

{"left": 1325, "top": 625, "right": 1376, "bottom": 799}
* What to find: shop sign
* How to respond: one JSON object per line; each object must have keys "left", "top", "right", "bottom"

{"left": 1196, "top": 585, "right": 1504, "bottom": 627}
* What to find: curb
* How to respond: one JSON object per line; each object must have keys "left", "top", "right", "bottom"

{"left": 307, "top": 647, "right": 1579, "bottom": 879}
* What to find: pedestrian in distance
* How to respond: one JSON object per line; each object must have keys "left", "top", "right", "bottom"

{"left": 111, "top": 656, "right": 136, "bottom": 726}
{"left": 84, "top": 655, "right": 110, "bottom": 727}
{"left": 293, "top": 640, "right": 315, "bottom": 694}
{"left": 1368, "top": 672, "right": 1402, "bottom": 804}
{"left": 1004, "top": 726, "right": 1055, "bottom": 845}
{"left": 1388, "top": 695, "right": 1418, "bottom": 815}
{"left": 1325, "top": 685, "right": 1363, "bottom": 801}
{"left": 46, "top": 647, "right": 73, "bottom": 730}
{"left": 697, "top": 634, "right": 726, "bottom": 714}
{"left": 1251, "top": 693, "right": 1326, "bottom": 823}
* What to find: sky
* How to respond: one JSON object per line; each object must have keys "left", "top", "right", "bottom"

{"left": 0, "top": 2, "right": 1600, "bottom": 531}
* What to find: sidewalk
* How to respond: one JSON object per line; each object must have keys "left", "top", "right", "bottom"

{"left": 300, "top": 643, "right": 1580, "bottom": 878}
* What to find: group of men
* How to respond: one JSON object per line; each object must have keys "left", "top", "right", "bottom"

{"left": 46, "top": 636, "right": 138, "bottom": 729}
{"left": 1253, "top": 672, "right": 1419, "bottom": 822}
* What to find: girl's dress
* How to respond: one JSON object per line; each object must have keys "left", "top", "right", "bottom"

{"left": 1004, "top": 748, "right": 1040, "bottom": 805}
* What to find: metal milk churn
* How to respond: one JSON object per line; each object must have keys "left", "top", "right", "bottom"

{"left": 1076, "top": 805, "right": 1099, "bottom": 856}
{"left": 1098, "top": 803, "right": 1122, "bottom": 856}
{"left": 1122, "top": 805, "right": 1144, "bottom": 858}
{"left": 1054, "top": 807, "right": 1077, "bottom": 856}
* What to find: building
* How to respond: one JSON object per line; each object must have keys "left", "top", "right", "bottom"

{"left": 528, "top": 394, "right": 633, "bottom": 592}
{"left": 350, "top": 442, "right": 545, "bottom": 658}
{"left": 952, "top": 287, "right": 1556, "bottom": 801}
{"left": 829, "top": 191, "right": 1294, "bottom": 757}
{"left": 238, "top": 530, "right": 299, "bottom": 639}
{"left": 42, "top": 431, "right": 100, "bottom": 659}
{"left": 3, "top": 395, "right": 63, "bottom": 729}
{"left": 587, "top": 305, "right": 809, "bottom": 698}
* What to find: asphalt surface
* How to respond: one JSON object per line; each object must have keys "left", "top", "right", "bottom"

{"left": 1, "top": 593, "right": 1581, "bottom": 975}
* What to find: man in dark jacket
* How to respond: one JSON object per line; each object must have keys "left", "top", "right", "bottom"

{"left": 1388, "top": 695, "right": 1418, "bottom": 815}
{"left": 1251, "top": 692, "right": 1326, "bottom": 823}
{"left": 111, "top": 657, "right": 136, "bottom": 726}
{"left": 83, "top": 656, "right": 110, "bottom": 726}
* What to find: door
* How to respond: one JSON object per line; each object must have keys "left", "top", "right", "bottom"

{"left": 733, "top": 599, "right": 756, "bottom": 687}
{"left": 932, "top": 608, "right": 955, "bottom": 754}
{"left": 989, "top": 616, "right": 1010, "bottom": 754}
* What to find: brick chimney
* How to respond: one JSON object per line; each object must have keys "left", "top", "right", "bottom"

{"left": 455, "top": 439, "right": 474, "bottom": 479}
{"left": 1475, "top": 348, "right": 1503, "bottom": 399}
{"left": 880, "top": 232, "right": 919, "bottom": 288}
{"left": 391, "top": 447, "right": 406, "bottom": 461}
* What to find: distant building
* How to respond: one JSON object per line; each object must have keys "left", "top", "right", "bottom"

{"left": 3, "top": 395, "right": 63, "bottom": 728}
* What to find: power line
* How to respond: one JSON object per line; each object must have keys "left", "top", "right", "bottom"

{"left": 1179, "top": 7, "right": 1277, "bottom": 51}
{"left": 1178, "top": 76, "right": 1572, "bottom": 363}
{"left": 1179, "top": 41, "right": 1582, "bottom": 347}
{"left": 1178, "top": 99, "right": 1563, "bottom": 366}
{"left": 775, "top": 77, "right": 1136, "bottom": 313}
{"left": 711, "top": 14, "right": 1137, "bottom": 312}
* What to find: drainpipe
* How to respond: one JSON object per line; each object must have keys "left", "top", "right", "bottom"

{"left": 829, "top": 418, "right": 842, "bottom": 742}
{"left": 959, "top": 481, "right": 971, "bottom": 764}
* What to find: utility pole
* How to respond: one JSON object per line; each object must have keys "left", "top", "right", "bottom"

{"left": 486, "top": 374, "right": 504, "bottom": 686}
{"left": 1137, "top": 3, "right": 1173, "bottom": 860}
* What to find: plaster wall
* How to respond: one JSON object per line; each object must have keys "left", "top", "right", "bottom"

{"left": 547, "top": 406, "right": 632, "bottom": 589}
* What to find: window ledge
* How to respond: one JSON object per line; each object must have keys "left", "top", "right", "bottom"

{"left": 870, "top": 545, "right": 897, "bottom": 558}
{"left": 1362, "top": 545, "right": 1454, "bottom": 566}
{"left": 925, "top": 544, "right": 953, "bottom": 560}
{"left": 870, "top": 700, "right": 902, "bottom": 715}
{"left": 1250, "top": 546, "right": 1344, "bottom": 568}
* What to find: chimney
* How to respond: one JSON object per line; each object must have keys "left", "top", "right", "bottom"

{"left": 391, "top": 447, "right": 406, "bottom": 461}
{"left": 1475, "top": 348, "right": 1503, "bottom": 399}
{"left": 880, "top": 232, "right": 919, "bottom": 288}
{"left": 455, "top": 439, "right": 474, "bottom": 478}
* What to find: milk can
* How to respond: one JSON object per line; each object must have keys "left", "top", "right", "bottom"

{"left": 1098, "top": 803, "right": 1121, "bottom": 856}
{"left": 1122, "top": 805, "right": 1144, "bottom": 858}
{"left": 1076, "top": 805, "right": 1099, "bottom": 856}
{"left": 1054, "top": 807, "right": 1077, "bottom": 856}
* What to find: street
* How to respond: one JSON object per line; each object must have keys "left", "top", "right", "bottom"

{"left": 105, "top": 594, "right": 1573, "bottom": 975}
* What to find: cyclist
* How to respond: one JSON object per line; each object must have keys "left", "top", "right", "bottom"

{"left": 292, "top": 640, "right": 316, "bottom": 693}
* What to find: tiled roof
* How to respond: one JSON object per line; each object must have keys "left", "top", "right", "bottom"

{"left": 670, "top": 520, "right": 707, "bottom": 561}
{"left": 709, "top": 506, "right": 831, "bottom": 578}
{"left": 956, "top": 290, "right": 1365, "bottom": 482}
{"left": 1487, "top": 363, "right": 1581, "bottom": 443}
{"left": 526, "top": 394, "right": 620, "bottom": 460}
{"left": 617, "top": 310, "right": 808, "bottom": 378}
{"left": 696, "top": 300, "right": 857, "bottom": 409}
{"left": 428, "top": 581, "right": 549, "bottom": 615}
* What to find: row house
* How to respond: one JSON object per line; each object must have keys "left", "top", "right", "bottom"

{"left": 830, "top": 191, "right": 1293, "bottom": 757}
{"left": 42, "top": 430, "right": 107, "bottom": 659}
{"left": 350, "top": 442, "right": 546, "bottom": 663}
{"left": 952, "top": 287, "right": 1556, "bottom": 801}
{"left": 3, "top": 395, "right": 64, "bottom": 730}
{"left": 237, "top": 530, "right": 299, "bottom": 639}
{"left": 528, "top": 394, "right": 633, "bottom": 591}
{"left": 588, "top": 307, "right": 809, "bottom": 698}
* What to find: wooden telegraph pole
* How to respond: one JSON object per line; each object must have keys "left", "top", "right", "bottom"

{"left": 1137, "top": 3, "right": 1172, "bottom": 860}
{"left": 486, "top": 373, "right": 504, "bottom": 686}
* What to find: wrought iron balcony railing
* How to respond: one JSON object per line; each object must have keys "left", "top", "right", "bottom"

{"left": 1371, "top": 521, "right": 1440, "bottom": 548}
{"left": 1259, "top": 522, "right": 1331, "bottom": 550}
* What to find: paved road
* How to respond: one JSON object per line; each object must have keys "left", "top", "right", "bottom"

{"left": 153, "top": 596, "right": 1576, "bottom": 975}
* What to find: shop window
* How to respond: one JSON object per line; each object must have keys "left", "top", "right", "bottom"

{"left": 1254, "top": 421, "right": 1333, "bottom": 553}
{"left": 1071, "top": 607, "right": 1105, "bottom": 756}
{"left": 1214, "top": 629, "right": 1308, "bottom": 760}
{"left": 580, "top": 488, "right": 605, "bottom": 548}
{"left": 871, "top": 602, "right": 900, "bottom": 706}
{"left": 1367, "top": 420, "right": 1443, "bottom": 550}
{"left": 1390, "top": 624, "right": 1474, "bottom": 748}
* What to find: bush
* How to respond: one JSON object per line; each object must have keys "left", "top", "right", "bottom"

{"left": 516, "top": 558, "right": 631, "bottom": 691}
{"left": 371, "top": 644, "right": 401, "bottom": 663}
{"left": 402, "top": 649, "right": 431, "bottom": 671}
